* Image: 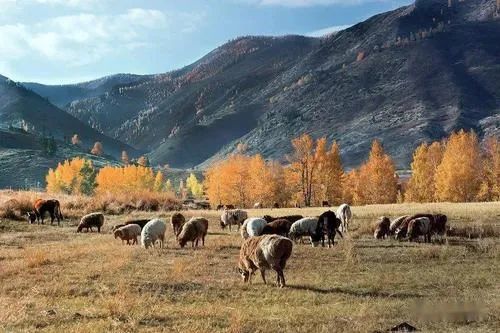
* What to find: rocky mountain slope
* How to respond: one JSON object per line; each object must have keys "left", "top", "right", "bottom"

{"left": 23, "top": 74, "right": 150, "bottom": 109}
{"left": 0, "top": 76, "right": 137, "bottom": 158}
{"left": 26, "top": 0, "right": 500, "bottom": 169}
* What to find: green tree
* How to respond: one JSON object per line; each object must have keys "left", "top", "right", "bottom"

{"left": 79, "top": 160, "right": 97, "bottom": 195}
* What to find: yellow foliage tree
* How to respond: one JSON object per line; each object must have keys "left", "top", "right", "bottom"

{"left": 96, "top": 165, "right": 155, "bottom": 194}
{"left": 435, "top": 130, "right": 482, "bottom": 202}
{"left": 315, "top": 141, "right": 344, "bottom": 205}
{"left": 186, "top": 173, "right": 204, "bottom": 198}
{"left": 353, "top": 140, "right": 398, "bottom": 204}
{"left": 46, "top": 157, "right": 93, "bottom": 194}
{"left": 405, "top": 141, "right": 443, "bottom": 202}
{"left": 153, "top": 171, "right": 165, "bottom": 192}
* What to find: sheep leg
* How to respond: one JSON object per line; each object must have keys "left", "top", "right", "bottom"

{"left": 50, "top": 213, "right": 55, "bottom": 225}
{"left": 202, "top": 235, "right": 205, "bottom": 246}
{"left": 260, "top": 269, "right": 267, "bottom": 285}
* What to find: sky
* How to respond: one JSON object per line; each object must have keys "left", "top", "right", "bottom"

{"left": 0, "top": 0, "right": 412, "bottom": 84}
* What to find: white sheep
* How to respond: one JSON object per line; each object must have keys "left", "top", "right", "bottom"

{"left": 289, "top": 217, "right": 321, "bottom": 247}
{"left": 240, "top": 217, "right": 267, "bottom": 239}
{"left": 141, "top": 218, "right": 166, "bottom": 249}
{"left": 220, "top": 209, "right": 248, "bottom": 231}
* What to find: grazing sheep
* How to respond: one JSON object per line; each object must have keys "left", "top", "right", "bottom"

{"left": 216, "top": 204, "right": 224, "bottom": 210}
{"left": 114, "top": 224, "right": 141, "bottom": 245}
{"left": 220, "top": 209, "right": 248, "bottom": 231}
{"left": 407, "top": 217, "right": 432, "bottom": 242}
{"left": 238, "top": 234, "right": 293, "bottom": 288}
{"left": 389, "top": 215, "right": 409, "bottom": 235}
{"left": 240, "top": 218, "right": 267, "bottom": 239}
{"left": 289, "top": 217, "right": 322, "bottom": 247}
{"left": 141, "top": 219, "right": 166, "bottom": 249}
{"left": 28, "top": 199, "right": 63, "bottom": 225}
{"left": 395, "top": 214, "right": 435, "bottom": 240}
{"left": 263, "top": 215, "right": 303, "bottom": 224}
{"left": 336, "top": 203, "right": 352, "bottom": 232}
{"left": 431, "top": 214, "right": 448, "bottom": 238}
{"left": 77, "top": 212, "right": 104, "bottom": 233}
{"left": 178, "top": 217, "right": 208, "bottom": 248}
{"left": 318, "top": 210, "right": 342, "bottom": 247}
{"left": 125, "top": 219, "right": 150, "bottom": 230}
{"left": 322, "top": 201, "right": 329, "bottom": 207}
{"left": 374, "top": 216, "right": 391, "bottom": 239}
{"left": 170, "top": 212, "right": 186, "bottom": 237}
{"left": 224, "top": 204, "right": 235, "bottom": 210}
{"left": 261, "top": 219, "right": 292, "bottom": 237}
{"left": 272, "top": 202, "right": 280, "bottom": 209}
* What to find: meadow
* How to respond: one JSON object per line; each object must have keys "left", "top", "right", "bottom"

{"left": 0, "top": 195, "right": 499, "bottom": 332}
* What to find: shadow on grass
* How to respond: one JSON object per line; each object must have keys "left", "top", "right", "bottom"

{"left": 288, "top": 284, "right": 423, "bottom": 299}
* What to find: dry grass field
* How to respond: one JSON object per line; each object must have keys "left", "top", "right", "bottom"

{"left": 0, "top": 199, "right": 499, "bottom": 332}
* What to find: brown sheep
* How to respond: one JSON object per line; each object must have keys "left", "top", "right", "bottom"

{"left": 111, "top": 224, "right": 126, "bottom": 232}
{"left": 77, "top": 212, "right": 104, "bottom": 233}
{"left": 261, "top": 219, "right": 292, "bottom": 237}
{"left": 238, "top": 234, "right": 293, "bottom": 288}
{"left": 177, "top": 217, "right": 208, "bottom": 248}
{"left": 374, "top": 216, "right": 391, "bottom": 239}
{"left": 407, "top": 217, "right": 432, "bottom": 242}
{"left": 114, "top": 224, "right": 141, "bottom": 245}
{"left": 389, "top": 215, "right": 409, "bottom": 235}
{"left": 170, "top": 212, "right": 186, "bottom": 237}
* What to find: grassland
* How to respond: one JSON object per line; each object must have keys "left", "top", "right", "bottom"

{"left": 0, "top": 201, "right": 499, "bottom": 332}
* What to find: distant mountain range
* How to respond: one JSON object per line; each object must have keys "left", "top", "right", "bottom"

{"left": 1, "top": 0, "right": 499, "bottom": 189}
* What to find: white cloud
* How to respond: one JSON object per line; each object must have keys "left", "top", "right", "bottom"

{"left": 307, "top": 24, "right": 351, "bottom": 37}
{"left": 0, "top": 8, "right": 200, "bottom": 68}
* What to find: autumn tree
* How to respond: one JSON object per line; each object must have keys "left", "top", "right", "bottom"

{"left": 121, "top": 151, "right": 130, "bottom": 165}
{"left": 186, "top": 173, "right": 204, "bottom": 198}
{"left": 405, "top": 141, "right": 443, "bottom": 202}
{"left": 164, "top": 179, "right": 174, "bottom": 193}
{"left": 477, "top": 136, "right": 499, "bottom": 201}
{"left": 354, "top": 140, "right": 398, "bottom": 204}
{"left": 153, "top": 171, "right": 165, "bottom": 192}
{"left": 435, "top": 130, "right": 482, "bottom": 202}
{"left": 71, "top": 134, "right": 81, "bottom": 145}
{"left": 96, "top": 165, "right": 155, "bottom": 194}
{"left": 288, "top": 134, "right": 322, "bottom": 207}
{"left": 315, "top": 141, "right": 344, "bottom": 205}
{"left": 91, "top": 142, "right": 103, "bottom": 156}
{"left": 46, "top": 157, "right": 95, "bottom": 195}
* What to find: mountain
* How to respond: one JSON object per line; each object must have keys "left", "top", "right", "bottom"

{"left": 0, "top": 76, "right": 137, "bottom": 158}
{"left": 31, "top": 0, "right": 500, "bottom": 169}
{"left": 22, "top": 74, "right": 150, "bottom": 109}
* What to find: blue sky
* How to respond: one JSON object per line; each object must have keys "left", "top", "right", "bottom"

{"left": 0, "top": 0, "right": 412, "bottom": 84}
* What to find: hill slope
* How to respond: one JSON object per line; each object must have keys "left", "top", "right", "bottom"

{"left": 0, "top": 76, "right": 137, "bottom": 158}
{"left": 35, "top": 0, "right": 500, "bottom": 168}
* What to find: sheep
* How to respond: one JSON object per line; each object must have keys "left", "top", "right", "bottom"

{"left": 141, "top": 219, "right": 166, "bottom": 249}
{"left": 336, "top": 203, "right": 352, "bottom": 232}
{"left": 253, "top": 202, "right": 262, "bottom": 209}
{"left": 238, "top": 234, "right": 293, "bottom": 288}
{"left": 262, "top": 215, "right": 303, "bottom": 224}
{"left": 220, "top": 209, "right": 248, "bottom": 231}
{"left": 77, "top": 212, "right": 104, "bottom": 233}
{"left": 431, "top": 214, "right": 448, "bottom": 239}
{"left": 374, "top": 216, "right": 391, "bottom": 239}
{"left": 114, "top": 224, "right": 141, "bottom": 245}
{"left": 177, "top": 217, "right": 208, "bottom": 248}
{"left": 240, "top": 218, "right": 267, "bottom": 239}
{"left": 125, "top": 219, "right": 150, "bottom": 230}
{"left": 407, "top": 217, "right": 432, "bottom": 242}
{"left": 318, "top": 210, "right": 342, "bottom": 247}
{"left": 170, "top": 212, "right": 186, "bottom": 237}
{"left": 261, "top": 219, "right": 292, "bottom": 237}
{"left": 389, "top": 215, "right": 409, "bottom": 235}
{"left": 395, "top": 214, "right": 435, "bottom": 240}
{"left": 288, "top": 217, "right": 322, "bottom": 247}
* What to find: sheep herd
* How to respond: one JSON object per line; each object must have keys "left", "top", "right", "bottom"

{"left": 26, "top": 199, "right": 448, "bottom": 288}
